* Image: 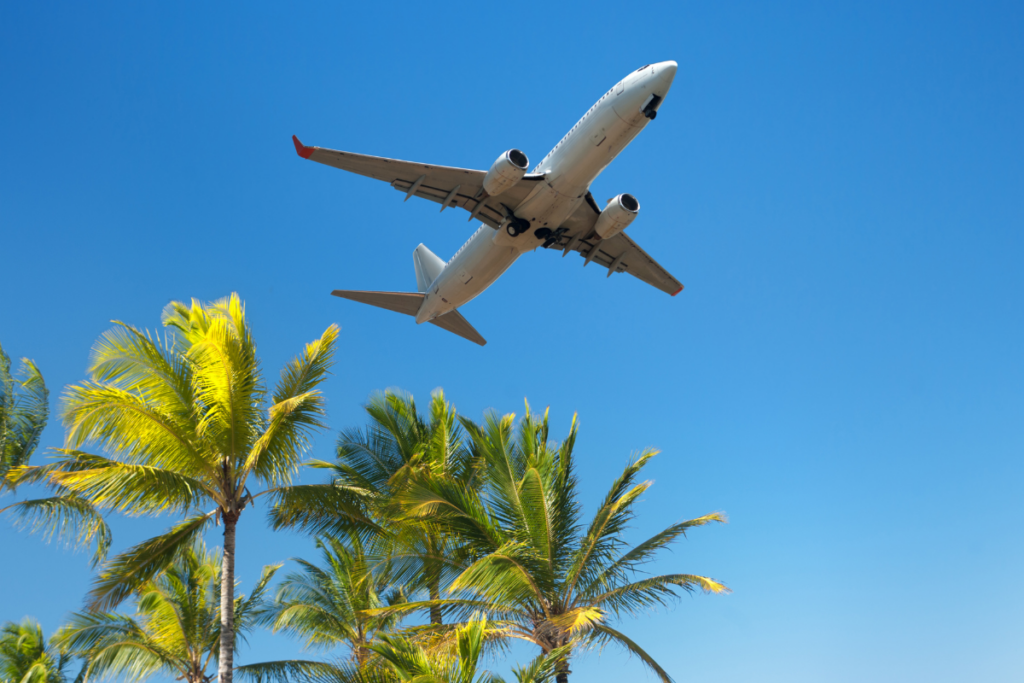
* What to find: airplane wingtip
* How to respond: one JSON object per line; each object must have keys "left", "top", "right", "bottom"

{"left": 292, "top": 135, "right": 313, "bottom": 159}
{"left": 671, "top": 285, "right": 684, "bottom": 296}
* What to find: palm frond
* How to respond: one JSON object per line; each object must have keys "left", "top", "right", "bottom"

{"left": 449, "top": 544, "right": 547, "bottom": 612}
{"left": 563, "top": 450, "right": 657, "bottom": 597}
{"left": 510, "top": 645, "right": 572, "bottom": 683}
{"left": 0, "top": 346, "right": 49, "bottom": 489}
{"left": 578, "top": 513, "right": 728, "bottom": 598}
{"left": 234, "top": 562, "right": 284, "bottom": 638}
{"left": 88, "top": 510, "right": 216, "bottom": 610}
{"left": 546, "top": 607, "right": 605, "bottom": 635}
{"left": 515, "top": 468, "right": 555, "bottom": 589}
{"left": 187, "top": 313, "right": 264, "bottom": 467}
{"left": 588, "top": 573, "right": 729, "bottom": 617}
{"left": 46, "top": 452, "right": 215, "bottom": 515}
{"left": 0, "top": 618, "right": 76, "bottom": 683}
{"left": 0, "top": 494, "right": 111, "bottom": 566}
{"left": 87, "top": 321, "right": 194, "bottom": 424}
{"left": 242, "top": 324, "right": 338, "bottom": 490}
{"left": 236, "top": 659, "right": 380, "bottom": 683}
{"left": 586, "top": 624, "right": 673, "bottom": 683}
{"left": 61, "top": 382, "right": 208, "bottom": 479}
{"left": 266, "top": 484, "right": 380, "bottom": 538}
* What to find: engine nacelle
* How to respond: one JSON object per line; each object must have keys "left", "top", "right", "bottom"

{"left": 482, "top": 149, "right": 529, "bottom": 196}
{"left": 594, "top": 193, "right": 640, "bottom": 239}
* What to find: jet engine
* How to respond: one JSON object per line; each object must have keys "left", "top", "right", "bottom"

{"left": 482, "top": 149, "right": 529, "bottom": 196}
{"left": 594, "top": 193, "right": 640, "bottom": 239}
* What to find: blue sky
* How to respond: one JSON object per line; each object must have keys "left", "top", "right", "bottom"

{"left": 2, "top": 1, "right": 1022, "bottom": 681}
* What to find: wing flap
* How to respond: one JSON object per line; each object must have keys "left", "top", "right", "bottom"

{"left": 544, "top": 195, "right": 683, "bottom": 296}
{"left": 293, "top": 136, "right": 534, "bottom": 229}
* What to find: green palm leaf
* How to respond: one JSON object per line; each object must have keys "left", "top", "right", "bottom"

{"left": 58, "top": 539, "right": 279, "bottom": 683}
{"left": 0, "top": 343, "right": 49, "bottom": 490}
{"left": 28, "top": 294, "right": 342, "bottom": 683}
{"left": 88, "top": 511, "right": 216, "bottom": 611}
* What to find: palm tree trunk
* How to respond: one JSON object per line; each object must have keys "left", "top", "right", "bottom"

{"left": 429, "top": 578, "right": 442, "bottom": 625}
{"left": 218, "top": 514, "right": 237, "bottom": 683}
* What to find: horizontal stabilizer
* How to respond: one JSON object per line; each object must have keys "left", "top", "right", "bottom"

{"left": 331, "top": 290, "right": 424, "bottom": 316}
{"left": 331, "top": 290, "right": 486, "bottom": 345}
{"left": 429, "top": 309, "right": 486, "bottom": 346}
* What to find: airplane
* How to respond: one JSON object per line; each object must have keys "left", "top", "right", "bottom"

{"left": 292, "top": 60, "right": 681, "bottom": 346}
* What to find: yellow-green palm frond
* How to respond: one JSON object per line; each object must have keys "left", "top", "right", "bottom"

{"left": 369, "top": 631, "right": 438, "bottom": 682}
{"left": 61, "top": 382, "right": 207, "bottom": 478}
{"left": 587, "top": 573, "right": 729, "bottom": 619}
{"left": 264, "top": 533, "right": 401, "bottom": 656}
{"left": 54, "top": 611, "right": 177, "bottom": 683}
{"left": 508, "top": 644, "right": 571, "bottom": 683}
{"left": 88, "top": 511, "right": 216, "bottom": 611}
{"left": 370, "top": 615, "right": 511, "bottom": 683}
{"left": 87, "top": 322, "right": 195, "bottom": 422}
{"left": 45, "top": 451, "right": 215, "bottom": 515}
{"left": 187, "top": 313, "right": 265, "bottom": 463}
{"left": 449, "top": 542, "right": 546, "bottom": 607}
{"left": 234, "top": 561, "right": 284, "bottom": 646}
{"left": 243, "top": 324, "right": 339, "bottom": 489}
{"left": 578, "top": 513, "right": 728, "bottom": 597}
{"left": 59, "top": 538, "right": 280, "bottom": 683}
{"left": 236, "top": 659, "right": 394, "bottom": 683}
{"left": 563, "top": 450, "right": 657, "bottom": 596}
{"left": 546, "top": 607, "right": 605, "bottom": 635}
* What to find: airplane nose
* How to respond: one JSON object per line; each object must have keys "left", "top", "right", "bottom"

{"left": 648, "top": 60, "right": 677, "bottom": 98}
{"left": 652, "top": 60, "right": 677, "bottom": 85}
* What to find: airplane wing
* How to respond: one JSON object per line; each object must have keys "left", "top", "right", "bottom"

{"left": 292, "top": 136, "right": 539, "bottom": 230}
{"left": 543, "top": 192, "right": 684, "bottom": 296}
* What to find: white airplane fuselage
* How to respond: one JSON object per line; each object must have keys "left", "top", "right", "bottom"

{"left": 414, "top": 61, "right": 678, "bottom": 324}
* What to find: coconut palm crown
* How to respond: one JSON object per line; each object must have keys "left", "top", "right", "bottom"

{"left": 271, "top": 390, "right": 478, "bottom": 626}
{"left": 1, "top": 342, "right": 111, "bottom": 566}
{"left": 14, "top": 294, "right": 342, "bottom": 683}
{"left": 371, "top": 614, "right": 567, "bottom": 683}
{"left": 384, "top": 406, "right": 729, "bottom": 683}
{"left": 0, "top": 618, "right": 78, "bottom": 683}
{"left": 260, "top": 532, "right": 408, "bottom": 666}
{"left": 54, "top": 539, "right": 279, "bottom": 683}
{"left": 0, "top": 341, "right": 48, "bottom": 490}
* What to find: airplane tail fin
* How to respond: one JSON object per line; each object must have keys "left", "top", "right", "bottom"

{"left": 413, "top": 244, "right": 446, "bottom": 293}
{"left": 331, "top": 290, "right": 487, "bottom": 346}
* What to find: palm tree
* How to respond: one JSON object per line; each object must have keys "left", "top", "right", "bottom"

{"left": 0, "top": 619, "right": 78, "bottom": 683}
{"left": 0, "top": 341, "right": 48, "bottom": 489}
{"left": 261, "top": 533, "right": 407, "bottom": 667}
{"left": 385, "top": 406, "right": 729, "bottom": 683}
{"left": 271, "top": 390, "right": 477, "bottom": 626}
{"left": 54, "top": 539, "right": 279, "bottom": 683}
{"left": 371, "top": 615, "right": 566, "bottom": 683}
{"left": 16, "top": 294, "right": 348, "bottom": 683}
{"left": 1, "top": 342, "right": 110, "bottom": 566}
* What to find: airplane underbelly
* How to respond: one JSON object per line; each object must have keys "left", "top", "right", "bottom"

{"left": 434, "top": 239, "right": 519, "bottom": 313}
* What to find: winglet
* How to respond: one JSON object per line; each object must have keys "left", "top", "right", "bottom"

{"left": 292, "top": 135, "right": 314, "bottom": 159}
{"left": 671, "top": 285, "right": 684, "bottom": 296}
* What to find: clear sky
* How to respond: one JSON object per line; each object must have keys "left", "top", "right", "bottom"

{"left": 2, "top": 2, "right": 1022, "bottom": 681}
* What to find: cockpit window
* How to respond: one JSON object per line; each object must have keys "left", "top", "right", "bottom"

{"left": 634, "top": 64, "right": 650, "bottom": 72}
